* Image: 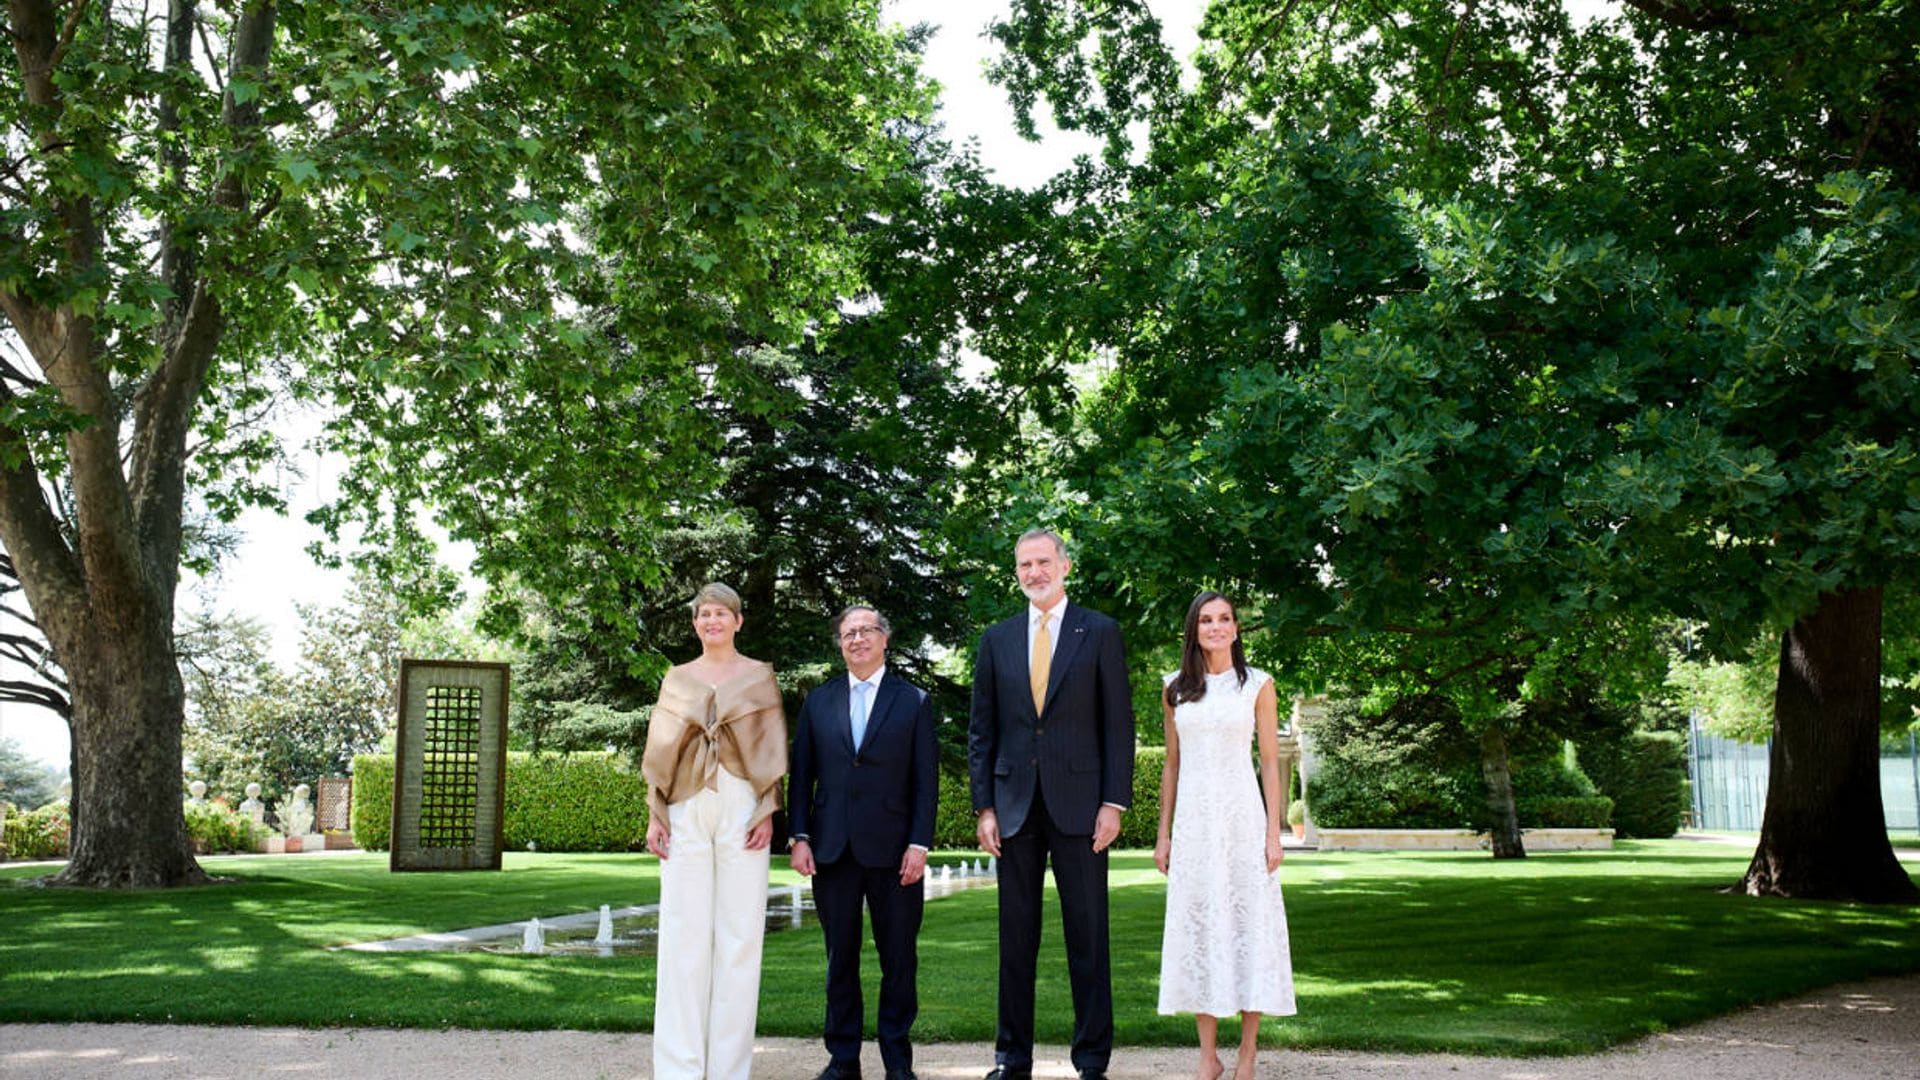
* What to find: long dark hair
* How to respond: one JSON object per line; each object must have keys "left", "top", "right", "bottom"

{"left": 1165, "top": 590, "right": 1249, "bottom": 707}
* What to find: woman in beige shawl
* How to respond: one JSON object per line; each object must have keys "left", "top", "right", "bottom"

{"left": 642, "top": 582, "right": 787, "bottom": 1079}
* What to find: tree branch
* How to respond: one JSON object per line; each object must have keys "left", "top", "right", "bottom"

{"left": 129, "top": 1, "right": 276, "bottom": 581}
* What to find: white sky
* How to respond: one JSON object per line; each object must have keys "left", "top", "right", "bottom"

{"left": 0, "top": 1, "right": 1210, "bottom": 769}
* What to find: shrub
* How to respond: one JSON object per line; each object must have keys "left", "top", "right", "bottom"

{"left": 184, "top": 799, "right": 268, "bottom": 854}
{"left": 1526, "top": 795, "right": 1615, "bottom": 828}
{"left": 933, "top": 764, "right": 976, "bottom": 849}
{"left": 1581, "top": 730, "right": 1688, "bottom": 838}
{"left": 1308, "top": 758, "right": 1482, "bottom": 828}
{"left": 1121, "top": 747, "right": 1165, "bottom": 848}
{"left": 351, "top": 754, "right": 396, "bottom": 851}
{"left": 503, "top": 751, "right": 647, "bottom": 853}
{"left": 1509, "top": 751, "right": 1606, "bottom": 828}
{"left": 4, "top": 801, "right": 70, "bottom": 860}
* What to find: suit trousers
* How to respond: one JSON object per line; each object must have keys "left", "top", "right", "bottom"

{"left": 814, "top": 855, "right": 925, "bottom": 1072}
{"left": 654, "top": 770, "right": 771, "bottom": 1080}
{"left": 995, "top": 783, "right": 1113, "bottom": 1074}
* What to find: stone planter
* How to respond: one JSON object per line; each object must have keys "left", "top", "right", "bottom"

{"left": 282, "top": 835, "right": 304, "bottom": 853}
{"left": 323, "top": 832, "right": 359, "bottom": 851}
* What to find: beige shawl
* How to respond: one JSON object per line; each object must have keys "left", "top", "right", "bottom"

{"left": 641, "top": 661, "right": 787, "bottom": 827}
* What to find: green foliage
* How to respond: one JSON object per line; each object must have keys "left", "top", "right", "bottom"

{"left": 1308, "top": 759, "right": 1482, "bottom": 830}
{"left": 1121, "top": 746, "right": 1165, "bottom": 848}
{"left": 181, "top": 573, "right": 402, "bottom": 807}
{"left": 2, "top": 801, "right": 70, "bottom": 860}
{"left": 932, "top": 764, "right": 978, "bottom": 850}
{"left": 0, "top": 0, "right": 937, "bottom": 884}
{"left": 970, "top": 0, "right": 1920, "bottom": 882}
{"left": 1667, "top": 653, "right": 1777, "bottom": 744}
{"left": 502, "top": 752, "right": 648, "bottom": 853}
{"left": 182, "top": 799, "right": 267, "bottom": 854}
{"left": 932, "top": 746, "right": 1164, "bottom": 849}
{"left": 1309, "top": 699, "right": 1611, "bottom": 830}
{"left": 349, "top": 755, "right": 395, "bottom": 852}
{"left": 1523, "top": 796, "right": 1616, "bottom": 830}
{"left": 1583, "top": 730, "right": 1689, "bottom": 839}
{"left": 0, "top": 737, "right": 62, "bottom": 811}
{"left": 353, "top": 752, "right": 646, "bottom": 853}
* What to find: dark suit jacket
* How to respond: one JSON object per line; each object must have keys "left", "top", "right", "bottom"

{"left": 789, "top": 669, "right": 940, "bottom": 867}
{"left": 968, "top": 602, "right": 1135, "bottom": 838}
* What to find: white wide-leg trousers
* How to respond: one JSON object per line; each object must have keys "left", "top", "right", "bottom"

{"left": 653, "top": 770, "right": 771, "bottom": 1079}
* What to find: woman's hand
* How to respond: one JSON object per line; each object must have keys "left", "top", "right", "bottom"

{"left": 744, "top": 815, "right": 773, "bottom": 851}
{"left": 1153, "top": 836, "right": 1171, "bottom": 875}
{"left": 1265, "top": 829, "right": 1284, "bottom": 873}
{"left": 646, "top": 818, "right": 671, "bottom": 860}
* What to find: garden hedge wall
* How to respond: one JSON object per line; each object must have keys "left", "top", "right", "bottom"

{"left": 930, "top": 746, "right": 1168, "bottom": 849}
{"left": 352, "top": 751, "right": 648, "bottom": 853}
{"left": 358, "top": 746, "right": 1176, "bottom": 853}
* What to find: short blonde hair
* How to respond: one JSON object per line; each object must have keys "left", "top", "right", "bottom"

{"left": 689, "top": 581, "right": 743, "bottom": 616}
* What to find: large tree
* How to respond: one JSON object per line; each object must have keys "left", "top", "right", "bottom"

{"left": 1, "top": 1, "right": 930, "bottom": 886}
{"left": 979, "top": 1, "right": 1918, "bottom": 895}
{"left": 509, "top": 141, "right": 1010, "bottom": 758}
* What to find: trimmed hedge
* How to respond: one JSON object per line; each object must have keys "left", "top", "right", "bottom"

{"left": 1525, "top": 795, "right": 1616, "bottom": 828}
{"left": 351, "top": 754, "right": 395, "bottom": 851}
{"left": 359, "top": 746, "right": 1176, "bottom": 854}
{"left": 932, "top": 746, "right": 1168, "bottom": 850}
{"left": 503, "top": 752, "right": 647, "bottom": 852}
{"left": 1582, "top": 730, "right": 1688, "bottom": 838}
{"left": 1310, "top": 759, "right": 1483, "bottom": 829}
{"left": 351, "top": 752, "right": 647, "bottom": 853}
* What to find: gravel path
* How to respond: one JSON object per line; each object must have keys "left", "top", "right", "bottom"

{"left": 4, "top": 973, "right": 1915, "bottom": 1079}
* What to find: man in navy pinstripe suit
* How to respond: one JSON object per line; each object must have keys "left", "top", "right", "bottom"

{"left": 790, "top": 604, "right": 940, "bottom": 1080}
{"left": 968, "top": 528, "right": 1135, "bottom": 1080}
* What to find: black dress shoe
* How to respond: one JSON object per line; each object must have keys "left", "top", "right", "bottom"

{"left": 1078, "top": 1072, "right": 1108, "bottom": 1080}
{"left": 984, "top": 1068, "right": 1032, "bottom": 1080}
{"left": 884, "top": 1071, "right": 918, "bottom": 1080}
{"left": 814, "top": 1067, "right": 860, "bottom": 1080}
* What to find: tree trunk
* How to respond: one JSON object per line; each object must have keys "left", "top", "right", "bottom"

{"left": 47, "top": 620, "right": 205, "bottom": 888}
{"left": 1740, "top": 586, "right": 1917, "bottom": 902}
{"left": 1479, "top": 722, "right": 1526, "bottom": 858}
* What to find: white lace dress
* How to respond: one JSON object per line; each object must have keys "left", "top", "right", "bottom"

{"left": 1158, "top": 667, "right": 1297, "bottom": 1017}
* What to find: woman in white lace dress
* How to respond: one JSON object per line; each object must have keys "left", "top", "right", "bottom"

{"left": 1154, "top": 590, "right": 1296, "bottom": 1080}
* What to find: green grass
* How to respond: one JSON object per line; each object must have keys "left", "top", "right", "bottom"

{"left": 4, "top": 843, "right": 1918, "bottom": 1054}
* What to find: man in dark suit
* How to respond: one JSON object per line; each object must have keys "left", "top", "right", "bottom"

{"left": 968, "top": 528, "right": 1135, "bottom": 1080}
{"left": 790, "top": 604, "right": 940, "bottom": 1080}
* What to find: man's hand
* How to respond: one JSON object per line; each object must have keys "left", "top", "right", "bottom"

{"left": 1091, "top": 805, "right": 1122, "bottom": 853}
{"left": 790, "top": 838, "right": 816, "bottom": 876}
{"left": 745, "top": 815, "right": 773, "bottom": 851}
{"left": 646, "top": 818, "right": 671, "bottom": 860}
{"left": 976, "top": 808, "right": 1002, "bottom": 857}
{"left": 899, "top": 846, "right": 927, "bottom": 886}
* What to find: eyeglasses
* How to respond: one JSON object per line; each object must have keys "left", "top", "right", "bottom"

{"left": 839, "top": 625, "right": 884, "bottom": 642}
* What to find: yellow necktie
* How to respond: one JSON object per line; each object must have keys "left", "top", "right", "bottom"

{"left": 1030, "top": 612, "right": 1052, "bottom": 715}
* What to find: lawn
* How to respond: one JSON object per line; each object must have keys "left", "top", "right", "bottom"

{"left": 3, "top": 842, "right": 1918, "bottom": 1054}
